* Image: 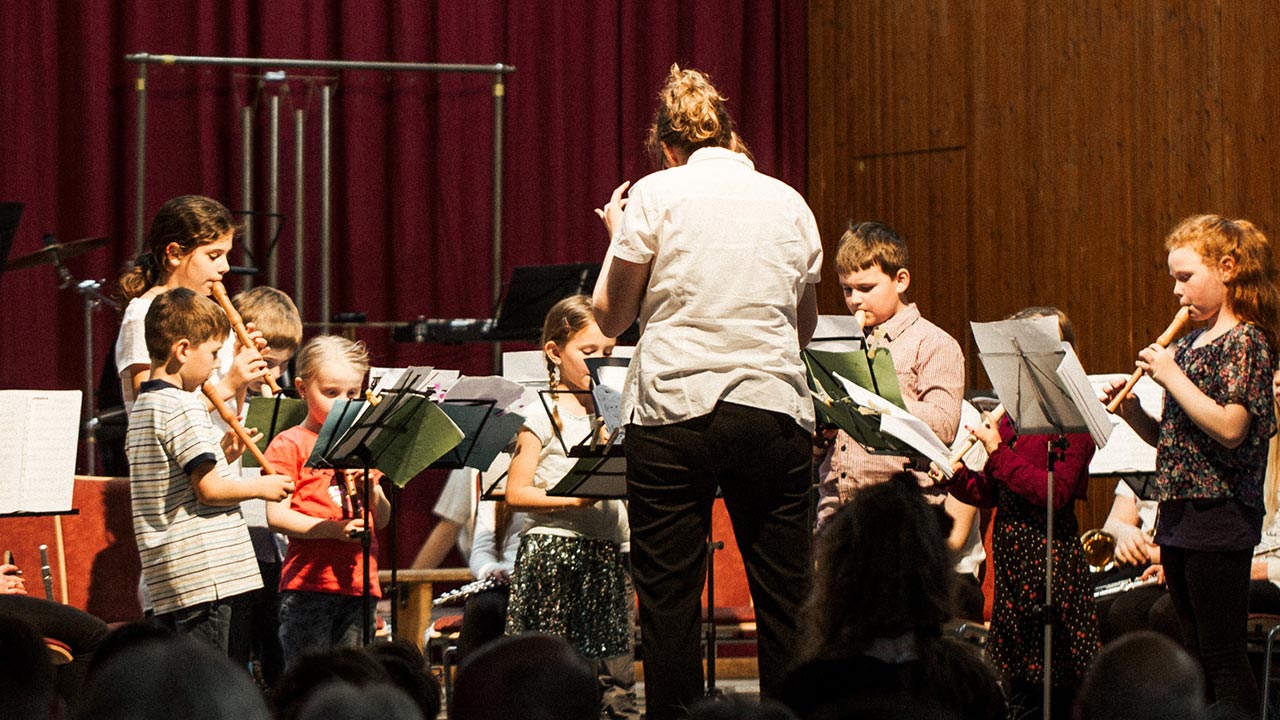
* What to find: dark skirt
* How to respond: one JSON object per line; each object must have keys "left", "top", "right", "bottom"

{"left": 505, "top": 532, "right": 632, "bottom": 659}
{"left": 988, "top": 487, "right": 1100, "bottom": 686}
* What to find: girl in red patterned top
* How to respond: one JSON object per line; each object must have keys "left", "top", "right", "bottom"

{"left": 1103, "top": 215, "right": 1280, "bottom": 715}
{"left": 941, "top": 307, "right": 1099, "bottom": 719}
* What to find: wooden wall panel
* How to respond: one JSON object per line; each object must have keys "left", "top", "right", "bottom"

{"left": 810, "top": 1, "right": 1280, "bottom": 524}
{"left": 809, "top": 0, "right": 969, "bottom": 322}
{"left": 812, "top": 0, "right": 1280, "bottom": 380}
{"left": 844, "top": 0, "right": 969, "bottom": 156}
{"left": 846, "top": 150, "right": 970, "bottom": 362}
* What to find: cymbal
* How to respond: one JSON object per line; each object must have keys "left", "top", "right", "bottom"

{"left": 5, "top": 236, "right": 112, "bottom": 271}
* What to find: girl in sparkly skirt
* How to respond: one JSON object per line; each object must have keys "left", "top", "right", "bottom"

{"left": 504, "top": 295, "right": 636, "bottom": 717}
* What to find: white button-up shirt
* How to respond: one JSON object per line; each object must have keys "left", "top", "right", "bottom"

{"left": 608, "top": 147, "right": 823, "bottom": 432}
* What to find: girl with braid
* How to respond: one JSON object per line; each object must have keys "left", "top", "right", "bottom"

{"left": 504, "top": 294, "right": 636, "bottom": 718}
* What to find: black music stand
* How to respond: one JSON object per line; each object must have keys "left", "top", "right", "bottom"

{"left": 525, "top": 386, "right": 624, "bottom": 499}
{"left": 308, "top": 370, "right": 463, "bottom": 644}
{"left": 435, "top": 399, "right": 526, "bottom": 473}
{"left": 489, "top": 263, "right": 601, "bottom": 341}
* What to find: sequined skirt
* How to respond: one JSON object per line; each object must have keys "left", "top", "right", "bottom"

{"left": 505, "top": 532, "right": 632, "bottom": 659}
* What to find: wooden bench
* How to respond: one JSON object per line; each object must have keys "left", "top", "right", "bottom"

{"left": 378, "top": 567, "right": 473, "bottom": 651}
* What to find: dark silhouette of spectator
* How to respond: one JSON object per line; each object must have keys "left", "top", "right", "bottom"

{"left": 74, "top": 634, "right": 270, "bottom": 720}
{"left": 782, "top": 473, "right": 1006, "bottom": 719}
{"left": 451, "top": 633, "right": 598, "bottom": 720}
{"left": 1, "top": 560, "right": 109, "bottom": 712}
{"left": 273, "top": 646, "right": 391, "bottom": 720}
{"left": 85, "top": 620, "right": 174, "bottom": 678}
{"left": 296, "top": 682, "right": 424, "bottom": 720}
{"left": 686, "top": 695, "right": 799, "bottom": 720}
{"left": 0, "top": 614, "right": 59, "bottom": 719}
{"left": 1075, "top": 631, "right": 1207, "bottom": 720}
{"left": 366, "top": 637, "right": 442, "bottom": 720}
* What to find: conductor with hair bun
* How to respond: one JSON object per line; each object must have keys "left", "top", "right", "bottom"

{"left": 593, "top": 64, "right": 823, "bottom": 720}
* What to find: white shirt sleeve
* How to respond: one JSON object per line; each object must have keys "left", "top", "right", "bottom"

{"left": 434, "top": 469, "right": 475, "bottom": 525}
{"left": 799, "top": 203, "right": 823, "bottom": 284}
{"left": 610, "top": 182, "right": 658, "bottom": 265}
{"left": 470, "top": 503, "right": 525, "bottom": 578}
{"left": 469, "top": 501, "right": 502, "bottom": 578}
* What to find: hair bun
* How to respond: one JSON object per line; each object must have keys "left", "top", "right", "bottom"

{"left": 650, "top": 64, "right": 734, "bottom": 157}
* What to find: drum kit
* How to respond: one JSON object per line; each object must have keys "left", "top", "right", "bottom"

{"left": 4, "top": 233, "right": 119, "bottom": 475}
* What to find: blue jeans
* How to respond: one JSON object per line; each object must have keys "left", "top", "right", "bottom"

{"left": 153, "top": 596, "right": 241, "bottom": 653}
{"left": 278, "top": 591, "right": 368, "bottom": 666}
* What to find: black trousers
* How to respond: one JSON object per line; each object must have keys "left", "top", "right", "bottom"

{"left": 625, "top": 402, "right": 812, "bottom": 720}
{"left": 1162, "top": 546, "right": 1257, "bottom": 713}
{"left": 457, "top": 587, "right": 509, "bottom": 663}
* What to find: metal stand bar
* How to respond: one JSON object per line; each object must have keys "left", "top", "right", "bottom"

{"left": 320, "top": 84, "right": 333, "bottom": 331}
{"left": 293, "top": 108, "right": 306, "bottom": 313}
{"left": 705, "top": 536, "right": 724, "bottom": 697}
{"left": 267, "top": 93, "right": 281, "bottom": 287}
{"left": 240, "top": 105, "right": 255, "bottom": 291}
{"left": 133, "top": 64, "right": 148, "bottom": 255}
{"left": 490, "top": 74, "right": 506, "bottom": 372}
{"left": 362, "top": 465, "right": 373, "bottom": 645}
{"left": 81, "top": 288, "right": 96, "bottom": 475}
{"left": 126, "top": 53, "right": 515, "bottom": 75}
{"left": 1042, "top": 436, "right": 1068, "bottom": 719}
{"left": 125, "top": 53, "right": 515, "bottom": 337}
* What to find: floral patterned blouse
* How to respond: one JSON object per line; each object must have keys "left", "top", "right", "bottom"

{"left": 1155, "top": 323, "right": 1275, "bottom": 511}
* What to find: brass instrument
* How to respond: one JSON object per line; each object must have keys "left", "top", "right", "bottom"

{"left": 1080, "top": 528, "right": 1117, "bottom": 570}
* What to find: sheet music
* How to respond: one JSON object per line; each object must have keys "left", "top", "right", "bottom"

{"left": 586, "top": 357, "right": 630, "bottom": 433}
{"left": 1087, "top": 374, "right": 1162, "bottom": 474}
{"left": 807, "top": 314, "right": 865, "bottom": 352}
{"left": 953, "top": 400, "right": 991, "bottom": 470}
{"left": 834, "top": 374, "right": 955, "bottom": 475}
{"left": 371, "top": 366, "right": 460, "bottom": 396}
{"left": 0, "top": 390, "right": 81, "bottom": 513}
{"left": 442, "top": 376, "right": 525, "bottom": 411}
{"left": 500, "top": 351, "right": 549, "bottom": 387}
{"left": 970, "top": 316, "right": 1091, "bottom": 436}
{"left": 1056, "top": 346, "right": 1113, "bottom": 449}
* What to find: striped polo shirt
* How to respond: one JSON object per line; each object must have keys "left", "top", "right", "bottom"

{"left": 126, "top": 380, "right": 262, "bottom": 615}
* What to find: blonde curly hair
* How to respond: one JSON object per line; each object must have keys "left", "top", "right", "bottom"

{"left": 646, "top": 64, "right": 736, "bottom": 166}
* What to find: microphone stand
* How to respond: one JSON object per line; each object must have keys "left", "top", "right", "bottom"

{"left": 50, "top": 253, "right": 118, "bottom": 476}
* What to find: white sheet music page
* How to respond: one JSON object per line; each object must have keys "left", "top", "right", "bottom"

{"left": 953, "top": 401, "right": 991, "bottom": 470}
{"left": 807, "top": 314, "right": 865, "bottom": 352}
{"left": 833, "top": 373, "right": 955, "bottom": 475}
{"left": 0, "top": 390, "right": 81, "bottom": 513}
{"left": 1055, "top": 345, "right": 1113, "bottom": 448}
{"left": 442, "top": 376, "right": 526, "bottom": 411}
{"left": 1087, "top": 374, "right": 1163, "bottom": 474}
{"left": 591, "top": 365, "right": 629, "bottom": 432}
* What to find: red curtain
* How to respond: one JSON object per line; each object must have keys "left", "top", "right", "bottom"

{"left": 0, "top": 0, "right": 807, "bottom": 566}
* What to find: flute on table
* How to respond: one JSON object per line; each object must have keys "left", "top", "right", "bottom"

{"left": 202, "top": 380, "right": 276, "bottom": 474}
{"left": 211, "top": 280, "right": 283, "bottom": 396}
{"left": 1104, "top": 306, "right": 1192, "bottom": 413}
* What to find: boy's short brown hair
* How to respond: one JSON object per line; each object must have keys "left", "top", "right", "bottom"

{"left": 144, "top": 288, "right": 230, "bottom": 363}
{"left": 835, "top": 221, "right": 910, "bottom": 277}
{"left": 232, "top": 286, "right": 303, "bottom": 354}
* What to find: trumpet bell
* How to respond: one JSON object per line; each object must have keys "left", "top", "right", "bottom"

{"left": 1080, "top": 529, "right": 1116, "bottom": 570}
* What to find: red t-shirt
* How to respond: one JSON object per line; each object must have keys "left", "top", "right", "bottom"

{"left": 264, "top": 425, "right": 381, "bottom": 597}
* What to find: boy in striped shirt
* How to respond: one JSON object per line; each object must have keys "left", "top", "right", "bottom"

{"left": 125, "top": 288, "right": 294, "bottom": 652}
